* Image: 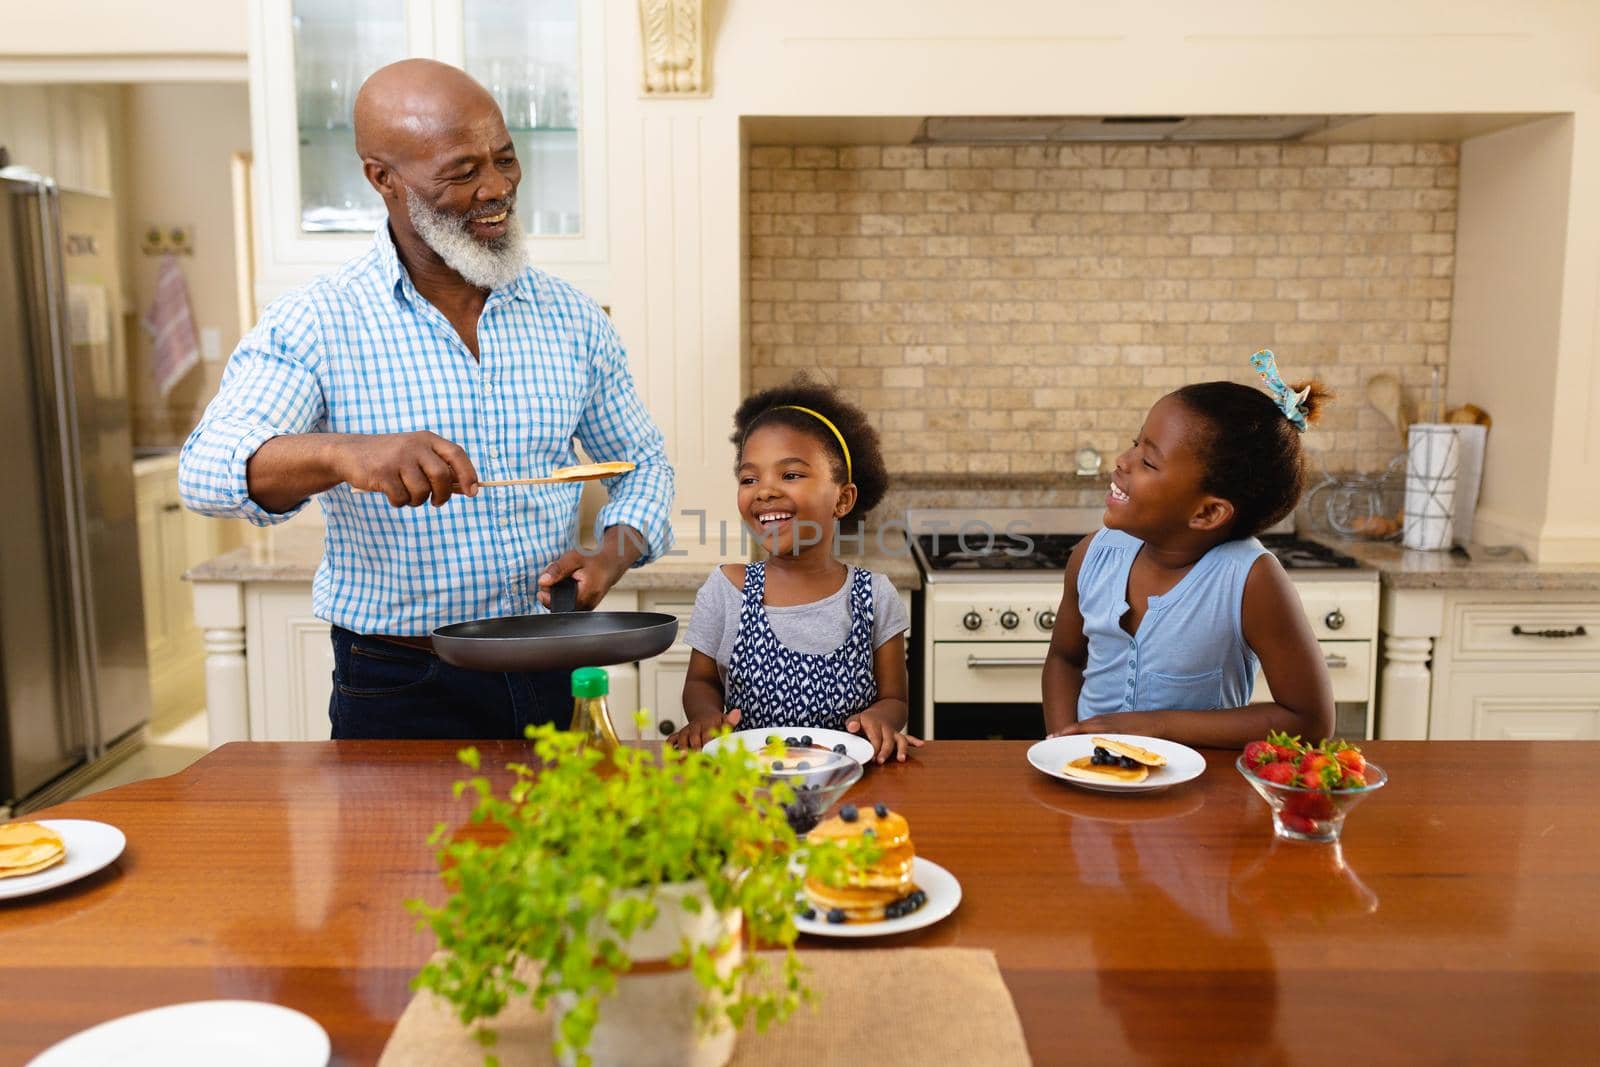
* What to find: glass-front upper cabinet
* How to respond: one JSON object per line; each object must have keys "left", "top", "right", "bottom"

{"left": 292, "top": 0, "right": 405, "bottom": 233}
{"left": 463, "top": 0, "right": 581, "bottom": 237}
{"left": 250, "top": 0, "right": 608, "bottom": 308}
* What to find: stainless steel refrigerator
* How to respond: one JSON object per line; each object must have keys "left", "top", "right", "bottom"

{"left": 1, "top": 170, "right": 149, "bottom": 814}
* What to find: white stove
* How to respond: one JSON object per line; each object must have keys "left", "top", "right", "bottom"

{"left": 907, "top": 508, "right": 1379, "bottom": 740}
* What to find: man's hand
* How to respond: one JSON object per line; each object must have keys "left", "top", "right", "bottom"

{"left": 845, "top": 709, "right": 925, "bottom": 764}
{"left": 537, "top": 525, "right": 648, "bottom": 610}
{"left": 338, "top": 431, "right": 480, "bottom": 507}
{"left": 668, "top": 708, "right": 742, "bottom": 751}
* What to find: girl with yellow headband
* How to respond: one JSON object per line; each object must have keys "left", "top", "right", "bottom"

{"left": 669, "top": 376, "right": 923, "bottom": 763}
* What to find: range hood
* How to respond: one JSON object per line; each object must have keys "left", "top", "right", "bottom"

{"left": 914, "top": 115, "right": 1363, "bottom": 144}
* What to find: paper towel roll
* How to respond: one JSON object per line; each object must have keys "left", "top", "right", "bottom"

{"left": 1403, "top": 424, "right": 1459, "bottom": 551}
{"left": 1448, "top": 424, "right": 1487, "bottom": 546}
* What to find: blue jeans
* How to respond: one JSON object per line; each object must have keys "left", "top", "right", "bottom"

{"left": 328, "top": 627, "right": 569, "bottom": 740}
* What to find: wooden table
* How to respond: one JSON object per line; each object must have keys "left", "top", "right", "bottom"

{"left": 3, "top": 741, "right": 1597, "bottom": 1065}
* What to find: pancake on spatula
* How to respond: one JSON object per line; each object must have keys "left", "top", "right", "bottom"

{"left": 0, "top": 821, "right": 65, "bottom": 879}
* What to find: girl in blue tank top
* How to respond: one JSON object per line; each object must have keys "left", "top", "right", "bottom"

{"left": 1042, "top": 351, "right": 1337, "bottom": 749}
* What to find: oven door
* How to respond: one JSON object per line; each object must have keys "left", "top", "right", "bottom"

{"left": 931, "top": 641, "right": 1050, "bottom": 739}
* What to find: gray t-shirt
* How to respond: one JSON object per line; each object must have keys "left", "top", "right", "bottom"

{"left": 684, "top": 566, "right": 910, "bottom": 689}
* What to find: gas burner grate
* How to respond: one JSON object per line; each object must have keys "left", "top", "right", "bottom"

{"left": 916, "top": 532, "right": 1084, "bottom": 572}
{"left": 1258, "top": 533, "right": 1360, "bottom": 570}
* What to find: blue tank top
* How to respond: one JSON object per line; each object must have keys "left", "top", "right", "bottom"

{"left": 1076, "top": 528, "right": 1268, "bottom": 720}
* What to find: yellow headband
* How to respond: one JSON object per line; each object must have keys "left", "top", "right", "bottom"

{"left": 774, "top": 405, "right": 853, "bottom": 483}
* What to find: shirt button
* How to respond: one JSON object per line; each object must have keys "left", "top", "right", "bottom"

{"left": 483, "top": 382, "right": 494, "bottom": 396}
{"left": 499, "top": 515, "right": 512, "bottom": 528}
{"left": 489, "top": 447, "right": 501, "bottom": 459}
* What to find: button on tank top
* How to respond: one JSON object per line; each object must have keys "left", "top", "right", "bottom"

{"left": 1075, "top": 528, "right": 1268, "bottom": 719}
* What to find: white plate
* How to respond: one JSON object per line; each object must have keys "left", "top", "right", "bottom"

{"left": 0, "top": 820, "right": 126, "bottom": 902}
{"left": 1026, "top": 734, "right": 1206, "bottom": 794}
{"left": 27, "top": 1000, "right": 330, "bottom": 1067}
{"left": 703, "top": 727, "right": 875, "bottom": 766}
{"left": 795, "top": 856, "right": 961, "bottom": 939}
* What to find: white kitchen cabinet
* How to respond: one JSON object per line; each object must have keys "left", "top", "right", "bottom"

{"left": 636, "top": 592, "right": 696, "bottom": 740}
{"left": 135, "top": 457, "right": 241, "bottom": 729}
{"left": 0, "top": 84, "right": 116, "bottom": 195}
{"left": 246, "top": 584, "right": 338, "bottom": 740}
{"left": 1438, "top": 674, "right": 1600, "bottom": 740}
{"left": 248, "top": 0, "right": 610, "bottom": 306}
{"left": 1381, "top": 589, "right": 1600, "bottom": 740}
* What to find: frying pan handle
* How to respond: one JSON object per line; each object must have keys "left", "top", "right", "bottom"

{"left": 551, "top": 576, "right": 579, "bottom": 614}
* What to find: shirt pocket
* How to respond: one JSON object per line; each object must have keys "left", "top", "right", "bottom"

{"left": 523, "top": 391, "right": 585, "bottom": 463}
{"left": 1138, "top": 666, "right": 1225, "bottom": 711}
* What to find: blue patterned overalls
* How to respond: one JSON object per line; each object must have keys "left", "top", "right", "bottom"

{"left": 725, "top": 562, "right": 878, "bottom": 730}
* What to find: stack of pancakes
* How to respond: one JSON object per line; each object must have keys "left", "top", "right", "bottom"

{"left": 804, "top": 805, "right": 917, "bottom": 921}
{"left": 0, "top": 822, "right": 65, "bottom": 879}
{"left": 1062, "top": 736, "right": 1167, "bottom": 785}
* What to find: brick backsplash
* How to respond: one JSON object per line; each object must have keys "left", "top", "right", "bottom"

{"left": 747, "top": 142, "right": 1458, "bottom": 478}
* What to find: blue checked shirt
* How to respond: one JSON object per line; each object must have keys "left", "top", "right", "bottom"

{"left": 180, "top": 225, "right": 675, "bottom": 636}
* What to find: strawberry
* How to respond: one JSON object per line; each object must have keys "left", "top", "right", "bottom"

{"left": 1334, "top": 748, "right": 1366, "bottom": 776}
{"left": 1341, "top": 768, "right": 1367, "bottom": 788}
{"left": 1285, "top": 789, "right": 1335, "bottom": 821}
{"left": 1256, "top": 761, "right": 1296, "bottom": 786}
{"left": 1267, "top": 729, "right": 1305, "bottom": 764}
{"left": 1279, "top": 812, "right": 1318, "bottom": 835}
{"left": 1243, "top": 740, "right": 1279, "bottom": 770}
{"left": 1298, "top": 752, "right": 1336, "bottom": 777}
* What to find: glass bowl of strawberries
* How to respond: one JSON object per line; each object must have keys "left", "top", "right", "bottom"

{"left": 1236, "top": 733, "right": 1387, "bottom": 842}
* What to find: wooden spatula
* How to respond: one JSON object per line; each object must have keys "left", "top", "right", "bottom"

{"left": 476, "top": 461, "right": 637, "bottom": 488}
{"left": 354, "top": 461, "right": 636, "bottom": 493}
{"left": 1365, "top": 374, "right": 1409, "bottom": 444}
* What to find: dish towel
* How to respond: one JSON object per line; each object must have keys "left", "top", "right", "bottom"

{"left": 143, "top": 252, "right": 200, "bottom": 396}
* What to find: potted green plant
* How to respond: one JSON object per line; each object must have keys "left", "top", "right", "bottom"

{"left": 410, "top": 724, "right": 855, "bottom": 1067}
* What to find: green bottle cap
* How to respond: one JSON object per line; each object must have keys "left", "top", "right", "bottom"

{"left": 571, "top": 667, "right": 609, "bottom": 698}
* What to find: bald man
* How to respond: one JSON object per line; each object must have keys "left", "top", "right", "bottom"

{"left": 180, "top": 60, "right": 674, "bottom": 740}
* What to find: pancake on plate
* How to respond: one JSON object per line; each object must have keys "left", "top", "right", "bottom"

{"left": 1061, "top": 736, "right": 1168, "bottom": 785}
{"left": 804, "top": 803, "right": 925, "bottom": 922}
{"left": 0, "top": 821, "right": 65, "bottom": 879}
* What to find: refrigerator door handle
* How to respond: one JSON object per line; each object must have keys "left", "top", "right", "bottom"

{"left": 35, "top": 183, "right": 103, "bottom": 757}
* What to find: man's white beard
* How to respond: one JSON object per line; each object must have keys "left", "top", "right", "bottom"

{"left": 404, "top": 185, "right": 527, "bottom": 291}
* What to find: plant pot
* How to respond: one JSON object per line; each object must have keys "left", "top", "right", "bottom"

{"left": 553, "top": 879, "right": 743, "bottom": 1067}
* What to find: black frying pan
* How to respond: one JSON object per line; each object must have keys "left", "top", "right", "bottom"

{"left": 431, "top": 577, "right": 679, "bottom": 672}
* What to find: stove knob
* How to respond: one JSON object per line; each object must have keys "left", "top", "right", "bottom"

{"left": 1000, "top": 610, "right": 1020, "bottom": 631}
{"left": 1037, "top": 610, "right": 1057, "bottom": 632}
{"left": 962, "top": 611, "right": 983, "bottom": 631}
{"left": 1324, "top": 609, "right": 1345, "bottom": 631}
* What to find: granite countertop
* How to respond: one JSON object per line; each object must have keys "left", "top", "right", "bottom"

{"left": 1305, "top": 534, "right": 1600, "bottom": 593}
{"left": 185, "top": 490, "right": 1600, "bottom": 595}
{"left": 186, "top": 526, "right": 922, "bottom": 590}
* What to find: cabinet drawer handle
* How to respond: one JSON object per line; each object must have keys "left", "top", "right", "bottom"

{"left": 1511, "top": 624, "right": 1588, "bottom": 639}
{"left": 965, "top": 655, "right": 1048, "bottom": 668}
{"left": 1323, "top": 653, "right": 1348, "bottom": 669}
{"left": 162, "top": 502, "right": 183, "bottom": 513}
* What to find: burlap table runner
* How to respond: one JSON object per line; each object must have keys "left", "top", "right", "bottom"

{"left": 379, "top": 947, "right": 1031, "bottom": 1066}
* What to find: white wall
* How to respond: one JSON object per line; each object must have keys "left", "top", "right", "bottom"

{"left": 0, "top": 1, "right": 245, "bottom": 58}
{"left": 121, "top": 83, "right": 253, "bottom": 444}
{"left": 1451, "top": 119, "right": 1570, "bottom": 553}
